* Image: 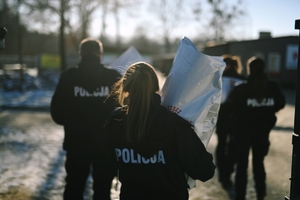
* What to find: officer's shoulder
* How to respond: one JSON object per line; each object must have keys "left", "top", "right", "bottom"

{"left": 105, "top": 107, "right": 126, "bottom": 127}
{"left": 59, "top": 66, "right": 79, "bottom": 78}
{"left": 236, "top": 80, "right": 247, "bottom": 87}
{"left": 233, "top": 81, "right": 247, "bottom": 91}
{"left": 103, "top": 65, "right": 122, "bottom": 78}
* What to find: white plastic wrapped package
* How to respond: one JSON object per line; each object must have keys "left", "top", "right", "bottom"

{"left": 162, "top": 36, "right": 225, "bottom": 146}
{"left": 161, "top": 37, "right": 225, "bottom": 188}
{"left": 109, "top": 46, "right": 145, "bottom": 76}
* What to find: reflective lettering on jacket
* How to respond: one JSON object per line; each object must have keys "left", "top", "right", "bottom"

{"left": 115, "top": 148, "right": 166, "bottom": 164}
{"left": 74, "top": 86, "right": 110, "bottom": 97}
{"left": 247, "top": 98, "right": 275, "bottom": 107}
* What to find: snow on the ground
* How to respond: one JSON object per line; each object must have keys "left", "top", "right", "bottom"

{"left": 0, "top": 69, "right": 58, "bottom": 109}
{"left": 0, "top": 90, "right": 54, "bottom": 108}
{"left": 0, "top": 67, "right": 166, "bottom": 109}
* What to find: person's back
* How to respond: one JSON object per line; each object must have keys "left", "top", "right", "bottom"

{"left": 51, "top": 38, "right": 121, "bottom": 200}
{"left": 105, "top": 62, "right": 215, "bottom": 200}
{"left": 52, "top": 56, "right": 120, "bottom": 150}
{"left": 227, "top": 58, "right": 285, "bottom": 132}
{"left": 225, "top": 57, "right": 285, "bottom": 200}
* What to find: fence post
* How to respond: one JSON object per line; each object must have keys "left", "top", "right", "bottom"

{"left": 285, "top": 19, "right": 300, "bottom": 200}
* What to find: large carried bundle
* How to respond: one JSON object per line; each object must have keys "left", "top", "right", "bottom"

{"left": 161, "top": 36, "right": 225, "bottom": 147}
{"left": 161, "top": 37, "right": 225, "bottom": 189}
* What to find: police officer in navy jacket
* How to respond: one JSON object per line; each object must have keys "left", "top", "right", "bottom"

{"left": 105, "top": 62, "right": 215, "bottom": 200}
{"left": 51, "top": 38, "right": 121, "bottom": 200}
{"left": 225, "top": 57, "right": 285, "bottom": 200}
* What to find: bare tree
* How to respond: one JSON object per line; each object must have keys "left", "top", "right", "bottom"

{"left": 127, "top": 25, "right": 162, "bottom": 54}
{"left": 151, "top": 0, "right": 183, "bottom": 53}
{"left": 22, "top": 0, "right": 111, "bottom": 70}
{"left": 59, "top": 0, "right": 67, "bottom": 71}
{"left": 194, "top": 0, "right": 245, "bottom": 42}
{"left": 24, "top": 0, "right": 73, "bottom": 71}
{"left": 16, "top": 0, "right": 24, "bottom": 91}
{"left": 67, "top": 0, "right": 140, "bottom": 53}
{"left": 99, "top": 0, "right": 109, "bottom": 42}
{"left": 72, "top": 0, "right": 101, "bottom": 41}
{"left": 109, "top": 0, "right": 141, "bottom": 54}
{"left": 4, "top": 0, "right": 26, "bottom": 90}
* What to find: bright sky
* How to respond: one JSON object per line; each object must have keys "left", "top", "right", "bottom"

{"left": 90, "top": 0, "right": 300, "bottom": 42}
{"left": 246, "top": 0, "right": 300, "bottom": 39}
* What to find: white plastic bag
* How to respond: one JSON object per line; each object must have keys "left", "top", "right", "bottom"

{"left": 109, "top": 46, "right": 145, "bottom": 76}
{"left": 109, "top": 46, "right": 165, "bottom": 89}
{"left": 161, "top": 37, "right": 225, "bottom": 189}
{"left": 161, "top": 36, "right": 225, "bottom": 146}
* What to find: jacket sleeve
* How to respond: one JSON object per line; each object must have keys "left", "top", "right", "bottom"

{"left": 50, "top": 72, "right": 67, "bottom": 125}
{"left": 175, "top": 118, "right": 216, "bottom": 182}
{"left": 272, "top": 82, "right": 286, "bottom": 112}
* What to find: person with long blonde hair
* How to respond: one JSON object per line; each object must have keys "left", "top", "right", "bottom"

{"left": 215, "top": 54, "right": 246, "bottom": 190}
{"left": 105, "top": 62, "right": 215, "bottom": 200}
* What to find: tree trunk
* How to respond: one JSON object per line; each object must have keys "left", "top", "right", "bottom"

{"left": 60, "top": 0, "right": 66, "bottom": 72}
{"left": 17, "top": 0, "right": 23, "bottom": 92}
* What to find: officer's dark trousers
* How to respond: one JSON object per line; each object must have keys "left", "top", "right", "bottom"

{"left": 234, "top": 133, "right": 270, "bottom": 200}
{"left": 63, "top": 150, "right": 115, "bottom": 200}
{"left": 216, "top": 131, "right": 232, "bottom": 183}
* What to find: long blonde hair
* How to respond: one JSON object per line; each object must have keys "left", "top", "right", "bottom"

{"left": 111, "top": 62, "right": 159, "bottom": 142}
{"left": 222, "top": 54, "right": 243, "bottom": 74}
